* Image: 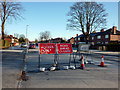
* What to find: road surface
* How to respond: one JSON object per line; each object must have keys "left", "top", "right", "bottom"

{"left": 19, "top": 49, "right": 119, "bottom": 88}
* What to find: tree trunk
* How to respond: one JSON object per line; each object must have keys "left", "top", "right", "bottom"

{"left": 85, "top": 35, "right": 89, "bottom": 44}
{"left": 2, "top": 22, "right": 5, "bottom": 40}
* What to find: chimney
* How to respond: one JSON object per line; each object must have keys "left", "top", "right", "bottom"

{"left": 76, "top": 34, "right": 78, "bottom": 37}
{"left": 101, "top": 29, "right": 104, "bottom": 32}
{"left": 112, "top": 26, "right": 117, "bottom": 34}
{"left": 76, "top": 34, "right": 78, "bottom": 41}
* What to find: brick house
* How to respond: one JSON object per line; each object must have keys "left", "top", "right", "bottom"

{"left": 39, "top": 38, "right": 63, "bottom": 43}
{"left": 49, "top": 38, "right": 63, "bottom": 43}
{"left": 89, "top": 26, "right": 120, "bottom": 45}
{"left": 69, "top": 26, "right": 120, "bottom": 48}
{"left": 4, "top": 35, "right": 19, "bottom": 46}
{"left": 68, "top": 37, "right": 75, "bottom": 47}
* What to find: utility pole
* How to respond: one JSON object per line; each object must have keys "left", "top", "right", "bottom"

{"left": 26, "top": 25, "right": 29, "bottom": 45}
{"left": 26, "top": 25, "right": 29, "bottom": 53}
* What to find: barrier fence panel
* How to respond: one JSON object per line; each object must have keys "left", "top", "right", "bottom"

{"left": 56, "top": 43, "right": 73, "bottom": 68}
{"left": 38, "top": 43, "right": 56, "bottom": 69}
{"left": 38, "top": 43, "right": 74, "bottom": 70}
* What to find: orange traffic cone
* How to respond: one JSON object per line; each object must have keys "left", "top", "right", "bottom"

{"left": 80, "top": 55, "right": 85, "bottom": 69}
{"left": 100, "top": 54, "right": 105, "bottom": 67}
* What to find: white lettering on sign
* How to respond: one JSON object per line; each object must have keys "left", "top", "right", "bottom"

{"left": 57, "top": 43, "right": 73, "bottom": 54}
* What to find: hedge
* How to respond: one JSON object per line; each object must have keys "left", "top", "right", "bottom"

{"left": 0, "top": 40, "right": 10, "bottom": 49}
{"left": 90, "top": 44, "right": 120, "bottom": 51}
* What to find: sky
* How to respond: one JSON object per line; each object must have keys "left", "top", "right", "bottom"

{"left": 3, "top": 1, "right": 118, "bottom": 41}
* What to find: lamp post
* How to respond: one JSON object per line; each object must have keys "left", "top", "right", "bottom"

{"left": 26, "top": 25, "right": 29, "bottom": 45}
{"left": 26, "top": 25, "right": 29, "bottom": 53}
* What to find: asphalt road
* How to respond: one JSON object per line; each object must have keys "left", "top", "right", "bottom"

{"left": 2, "top": 50, "right": 24, "bottom": 88}
{"left": 1, "top": 46, "right": 119, "bottom": 89}
{"left": 19, "top": 49, "right": 119, "bottom": 88}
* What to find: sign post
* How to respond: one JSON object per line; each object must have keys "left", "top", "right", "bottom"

{"left": 69, "top": 54, "right": 71, "bottom": 67}
{"left": 38, "top": 43, "right": 73, "bottom": 70}
{"left": 73, "top": 52, "right": 76, "bottom": 68}
{"left": 38, "top": 54, "right": 40, "bottom": 68}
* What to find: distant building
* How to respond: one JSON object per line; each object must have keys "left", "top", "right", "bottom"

{"left": 89, "top": 26, "right": 120, "bottom": 45}
{"left": 4, "top": 35, "right": 19, "bottom": 46}
{"left": 49, "top": 38, "right": 63, "bottom": 43}
{"left": 68, "top": 37, "right": 75, "bottom": 47}
{"left": 69, "top": 26, "right": 120, "bottom": 47}
{"left": 39, "top": 37, "right": 63, "bottom": 43}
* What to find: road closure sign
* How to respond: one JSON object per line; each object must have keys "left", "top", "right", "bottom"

{"left": 39, "top": 43, "right": 56, "bottom": 54}
{"left": 57, "top": 43, "right": 73, "bottom": 54}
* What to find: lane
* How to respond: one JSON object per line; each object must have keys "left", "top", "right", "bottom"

{"left": 20, "top": 49, "right": 118, "bottom": 88}
{"left": 2, "top": 51, "right": 24, "bottom": 88}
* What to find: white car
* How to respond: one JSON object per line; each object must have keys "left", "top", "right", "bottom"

{"left": 21, "top": 43, "right": 28, "bottom": 48}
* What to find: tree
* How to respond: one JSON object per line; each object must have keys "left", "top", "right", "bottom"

{"left": 19, "top": 34, "right": 25, "bottom": 43}
{"left": 19, "top": 37, "right": 25, "bottom": 43}
{"left": 39, "top": 31, "right": 51, "bottom": 41}
{"left": 44, "top": 31, "right": 51, "bottom": 40}
{"left": 0, "top": 0, "right": 23, "bottom": 40}
{"left": 67, "top": 2, "right": 108, "bottom": 43}
{"left": 35, "top": 38, "right": 38, "bottom": 43}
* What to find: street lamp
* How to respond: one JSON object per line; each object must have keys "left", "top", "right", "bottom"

{"left": 26, "top": 25, "right": 29, "bottom": 46}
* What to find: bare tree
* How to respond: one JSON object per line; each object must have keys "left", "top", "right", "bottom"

{"left": 35, "top": 38, "right": 38, "bottom": 43}
{"left": 44, "top": 31, "right": 51, "bottom": 41}
{"left": 67, "top": 2, "right": 108, "bottom": 43}
{"left": 39, "top": 32, "right": 44, "bottom": 41}
{"left": 0, "top": 0, "right": 23, "bottom": 40}
{"left": 39, "top": 31, "right": 51, "bottom": 41}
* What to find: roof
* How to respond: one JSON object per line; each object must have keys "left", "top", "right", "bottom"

{"left": 90, "top": 29, "right": 120, "bottom": 37}
{"left": 75, "top": 34, "right": 85, "bottom": 38}
{"left": 69, "top": 26, "right": 120, "bottom": 39}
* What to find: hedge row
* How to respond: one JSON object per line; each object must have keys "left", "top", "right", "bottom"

{"left": 0, "top": 40, "right": 10, "bottom": 49}
{"left": 90, "top": 44, "right": 120, "bottom": 51}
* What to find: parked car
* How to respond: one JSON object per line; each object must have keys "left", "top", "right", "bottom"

{"left": 29, "top": 43, "right": 36, "bottom": 49}
{"left": 21, "top": 43, "right": 28, "bottom": 48}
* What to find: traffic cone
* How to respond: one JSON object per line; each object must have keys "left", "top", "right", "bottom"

{"left": 80, "top": 55, "right": 85, "bottom": 69}
{"left": 100, "top": 54, "right": 105, "bottom": 67}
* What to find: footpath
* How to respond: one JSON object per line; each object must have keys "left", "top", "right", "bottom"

{"left": 73, "top": 49, "right": 119, "bottom": 56}
{"left": 2, "top": 49, "right": 24, "bottom": 88}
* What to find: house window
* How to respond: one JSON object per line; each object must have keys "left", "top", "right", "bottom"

{"left": 75, "top": 38, "right": 77, "bottom": 41}
{"left": 105, "top": 35, "right": 109, "bottom": 38}
{"left": 78, "top": 37, "right": 80, "bottom": 41}
{"left": 97, "top": 36, "right": 101, "bottom": 39}
{"left": 92, "top": 37, "right": 94, "bottom": 40}
{"left": 92, "top": 42, "right": 94, "bottom": 45}
{"left": 97, "top": 42, "right": 101, "bottom": 44}
{"left": 105, "top": 42, "right": 108, "bottom": 44}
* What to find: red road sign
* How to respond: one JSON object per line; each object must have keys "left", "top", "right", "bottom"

{"left": 57, "top": 43, "right": 73, "bottom": 54}
{"left": 39, "top": 43, "right": 56, "bottom": 54}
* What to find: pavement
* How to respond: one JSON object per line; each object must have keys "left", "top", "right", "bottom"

{"left": 0, "top": 50, "right": 2, "bottom": 90}
{"left": 2, "top": 50, "right": 24, "bottom": 88}
{"left": 20, "top": 49, "right": 118, "bottom": 88}
{"left": 1, "top": 46, "right": 119, "bottom": 89}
